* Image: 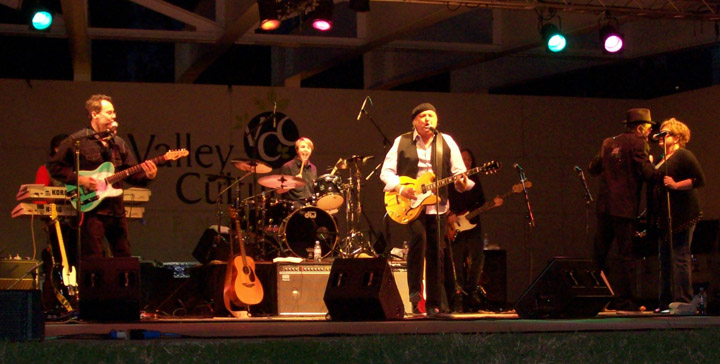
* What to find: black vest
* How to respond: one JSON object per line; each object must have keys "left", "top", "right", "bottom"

{"left": 396, "top": 131, "right": 452, "bottom": 202}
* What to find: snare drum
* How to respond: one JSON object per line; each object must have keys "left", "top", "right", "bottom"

{"left": 313, "top": 174, "right": 344, "bottom": 211}
{"left": 278, "top": 206, "right": 338, "bottom": 258}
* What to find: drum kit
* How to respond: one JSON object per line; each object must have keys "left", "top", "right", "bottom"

{"left": 217, "top": 155, "right": 376, "bottom": 261}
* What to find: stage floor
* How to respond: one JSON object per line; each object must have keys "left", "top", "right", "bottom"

{"left": 45, "top": 310, "right": 720, "bottom": 340}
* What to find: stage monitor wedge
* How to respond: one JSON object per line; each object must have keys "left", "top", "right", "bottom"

{"left": 324, "top": 258, "right": 404, "bottom": 321}
{"left": 515, "top": 257, "right": 613, "bottom": 319}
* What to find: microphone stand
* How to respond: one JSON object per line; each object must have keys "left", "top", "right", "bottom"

{"left": 69, "top": 128, "right": 115, "bottom": 289}
{"left": 659, "top": 137, "right": 673, "bottom": 279}
{"left": 575, "top": 167, "right": 594, "bottom": 241}
{"left": 516, "top": 164, "right": 535, "bottom": 286}
{"left": 517, "top": 167, "right": 535, "bottom": 228}
{"left": 358, "top": 99, "right": 395, "bottom": 252}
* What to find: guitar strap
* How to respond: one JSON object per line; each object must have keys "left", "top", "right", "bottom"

{"left": 434, "top": 132, "right": 443, "bottom": 184}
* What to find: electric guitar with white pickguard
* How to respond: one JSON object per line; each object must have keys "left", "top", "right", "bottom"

{"left": 66, "top": 149, "right": 188, "bottom": 212}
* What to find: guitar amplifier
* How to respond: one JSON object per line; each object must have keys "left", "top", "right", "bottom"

{"left": 0, "top": 259, "right": 40, "bottom": 290}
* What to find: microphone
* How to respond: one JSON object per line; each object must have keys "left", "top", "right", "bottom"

{"left": 362, "top": 155, "right": 375, "bottom": 164}
{"left": 574, "top": 165, "right": 583, "bottom": 175}
{"left": 513, "top": 163, "right": 523, "bottom": 172}
{"left": 356, "top": 96, "right": 369, "bottom": 121}
{"left": 652, "top": 130, "right": 668, "bottom": 141}
{"left": 428, "top": 126, "right": 438, "bottom": 135}
{"left": 272, "top": 101, "right": 277, "bottom": 128}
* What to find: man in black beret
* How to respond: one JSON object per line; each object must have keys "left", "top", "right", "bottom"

{"left": 380, "top": 102, "right": 472, "bottom": 317}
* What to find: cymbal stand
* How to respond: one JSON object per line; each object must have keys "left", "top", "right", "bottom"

{"left": 338, "top": 158, "right": 376, "bottom": 258}
{"left": 248, "top": 166, "right": 275, "bottom": 260}
{"left": 215, "top": 172, "right": 252, "bottom": 255}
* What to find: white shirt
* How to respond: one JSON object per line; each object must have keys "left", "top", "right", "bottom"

{"left": 380, "top": 129, "right": 473, "bottom": 215}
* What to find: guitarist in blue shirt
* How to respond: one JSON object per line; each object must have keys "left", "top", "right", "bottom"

{"left": 48, "top": 94, "right": 158, "bottom": 260}
{"left": 380, "top": 103, "right": 471, "bottom": 317}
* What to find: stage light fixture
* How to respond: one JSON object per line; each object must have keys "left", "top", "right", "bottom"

{"left": 257, "top": 0, "right": 280, "bottom": 31}
{"left": 348, "top": 0, "right": 370, "bottom": 12}
{"left": 312, "top": 0, "right": 333, "bottom": 31}
{"left": 599, "top": 23, "right": 624, "bottom": 53}
{"left": 540, "top": 23, "right": 566, "bottom": 52}
{"left": 30, "top": 7, "right": 53, "bottom": 31}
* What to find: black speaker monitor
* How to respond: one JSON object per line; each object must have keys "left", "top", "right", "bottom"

{"left": 323, "top": 258, "right": 404, "bottom": 321}
{"left": 514, "top": 257, "right": 613, "bottom": 319}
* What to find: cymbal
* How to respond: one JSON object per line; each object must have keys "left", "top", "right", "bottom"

{"left": 258, "top": 175, "right": 306, "bottom": 189}
{"left": 231, "top": 158, "right": 272, "bottom": 174}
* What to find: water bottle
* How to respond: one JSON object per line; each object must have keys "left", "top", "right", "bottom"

{"left": 698, "top": 287, "right": 707, "bottom": 315}
{"left": 402, "top": 241, "right": 409, "bottom": 260}
{"left": 483, "top": 233, "right": 490, "bottom": 250}
{"left": 313, "top": 241, "right": 322, "bottom": 262}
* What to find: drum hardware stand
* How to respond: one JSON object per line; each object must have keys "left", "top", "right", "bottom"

{"left": 338, "top": 156, "right": 376, "bottom": 258}
{"left": 214, "top": 172, "right": 253, "bottom": 260}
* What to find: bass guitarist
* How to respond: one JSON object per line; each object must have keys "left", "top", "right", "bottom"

{"left": 48, "top": 94, "right": 158, "bottom": 260}
{"left": 380, "top": 103, "right": 471, "bottom": 317}
{"left": 445, "top": 148, "right": 503, "bottom": 313}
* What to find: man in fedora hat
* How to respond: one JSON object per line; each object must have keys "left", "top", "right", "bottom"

{"left": 588, "top": 107, "right": 660, "bottom": 312}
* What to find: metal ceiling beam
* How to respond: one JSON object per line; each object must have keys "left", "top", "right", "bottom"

{"left": 372, "top": 0, "right": 720, "bottom": 20}
{"left": 60, "top": 0, "right": 91, "bottom": 81}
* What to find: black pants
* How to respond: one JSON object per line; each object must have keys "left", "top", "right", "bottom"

{"left": 659, "top": 224, "right": 695, "bottom": 305}
{"left": 407, "top": 212, "right": 447, "bottom": 311}
{"left": 593, "top": 213, "right": 635, "bottom": 303}
{"left": 82, "top": 213, "right": 131, "bottom": 259}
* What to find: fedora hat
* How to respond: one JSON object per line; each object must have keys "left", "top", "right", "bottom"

{"left": 623, "top": 108, "right": 655, "bottom": 125}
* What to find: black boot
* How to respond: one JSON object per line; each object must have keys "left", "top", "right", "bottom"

{"left": 466, "top": 285, "right": 488, "bottom": 312}
{"left": 451, "top": 291, "right": 464, "bottom": 313}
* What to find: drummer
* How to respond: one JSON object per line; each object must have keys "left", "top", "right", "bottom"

{"left": 277, "top": 137, "right": 317, "bottom": 210}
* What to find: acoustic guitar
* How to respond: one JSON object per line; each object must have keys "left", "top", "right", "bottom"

{"left": 384, "top": 161, "right": 501, "bottom": 224}
{"left": 226, "top": 207, "right": 264, "bottom": 307}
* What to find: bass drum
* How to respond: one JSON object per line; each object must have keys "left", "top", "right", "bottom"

{"left": 278, "top": 206, "right": 338, "bottom": 258}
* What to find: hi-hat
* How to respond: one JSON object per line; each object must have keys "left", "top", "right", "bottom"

{"left": 258, "top": 175, "right": 306, "bottom": 189}
{"left": 231, "top": 158, "right": 272, "bottom": 174}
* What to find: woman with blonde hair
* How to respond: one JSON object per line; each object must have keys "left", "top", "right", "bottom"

{"left": 650, "top": 118, "right": 706, "bottom": 313}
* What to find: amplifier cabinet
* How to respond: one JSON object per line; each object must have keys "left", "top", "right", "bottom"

{"left": 277, "top": 263, "right": 332, "bottom": 316}
{"left": 0, "top": 259, "right": 40, "bottom": 290}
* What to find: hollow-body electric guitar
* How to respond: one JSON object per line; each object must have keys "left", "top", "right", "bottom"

{"left": 66, "top": 149, "right": 188, "bottom": 212}
{"left": 384, "top": 161, "right": 501, "bottom": 224}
